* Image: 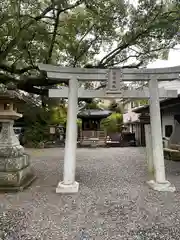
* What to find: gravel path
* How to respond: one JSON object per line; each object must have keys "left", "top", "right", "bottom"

{"left": 1, "top": 147, "right": 180, "bottom": 239}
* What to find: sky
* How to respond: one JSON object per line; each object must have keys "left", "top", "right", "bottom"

{"left": 96, "top": 44, "right": 180, "bottom": 69}
{"left": 147, "top": 44, "right": 180, "bottom": 68}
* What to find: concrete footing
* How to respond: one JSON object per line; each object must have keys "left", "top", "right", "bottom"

{"left": 56, "top": 181, "right": 79, "bottom": 193}
{"left": 147, "top": 180, "right": 176, "bottom": 192}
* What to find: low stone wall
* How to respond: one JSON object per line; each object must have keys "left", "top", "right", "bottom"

{"left": 164, "top": 148, "right": 180, "bottom": 161}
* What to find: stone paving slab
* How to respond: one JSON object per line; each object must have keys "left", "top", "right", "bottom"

{"left": 0, "top": 147, "right": 180, "bottom": 239}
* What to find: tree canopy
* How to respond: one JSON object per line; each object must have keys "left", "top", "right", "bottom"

{"left": 0, "top": 0, "right": 179, "bottom": 95}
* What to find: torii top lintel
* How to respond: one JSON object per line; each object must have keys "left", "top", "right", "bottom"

{"left": 38, "top": 64, "right": 180, "bottom": 82}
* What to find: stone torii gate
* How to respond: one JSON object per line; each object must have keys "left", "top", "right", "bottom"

{"left": 39, "top": 64, "right": 180, "bottom": 193}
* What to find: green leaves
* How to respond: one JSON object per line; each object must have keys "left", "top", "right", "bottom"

{"left": 0, "top": 0, "right": 179, "bottom": 95}
{"left": 101, "top": 112, "right": 123, "bottom": 133}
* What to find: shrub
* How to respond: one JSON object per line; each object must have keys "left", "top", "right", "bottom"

{"left": 101, "top": 112, "right": 123, "bottom": 133}
{"left": 24, "top": 122, "right": 49, "bottom": 147}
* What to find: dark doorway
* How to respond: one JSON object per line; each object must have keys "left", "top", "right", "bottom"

{"left": 165, "top": 125, "right": 173, "bottom": 138}
{"left": 141, "top": 124, "right": 146, "bottom": 146}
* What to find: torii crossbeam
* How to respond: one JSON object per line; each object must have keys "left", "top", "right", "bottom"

{"left": 39, "top": 64, "right": 180, "bottom": 193}
{"left": 49, "top": 86, "right": 177, "bottom": 99}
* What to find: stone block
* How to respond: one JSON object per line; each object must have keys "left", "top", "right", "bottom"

{"left": 0, "top": 145, "right": 24, "bottom": 157}
{"left": 0, "top": 165, "right": 35, "bottom": 188}
{"left": 0, "top": 154, "right": 30, "bottom": 171}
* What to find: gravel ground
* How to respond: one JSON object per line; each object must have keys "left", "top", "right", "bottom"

{"left": 1, "top": 147, "right": 180, "bottom": 239}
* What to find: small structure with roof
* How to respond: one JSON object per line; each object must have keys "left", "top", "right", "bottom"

{"left": 0, "top": 84, "right": 36, "bottom": 191}
{"left": 77, "top": 108, "right": 112, "bottom": 147}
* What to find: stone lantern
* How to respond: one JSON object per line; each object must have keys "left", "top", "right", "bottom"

{"left": 0, "top": 84, "right": 36, "bottom": 191}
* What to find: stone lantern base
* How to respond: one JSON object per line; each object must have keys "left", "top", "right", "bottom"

{"left": 0, "top": 121, "right": 36, "bottom": 191}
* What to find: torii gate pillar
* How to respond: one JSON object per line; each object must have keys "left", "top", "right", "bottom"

{"left": 147, "top": 79, "right": 175, "bottom": 192}
{"left": 56, "top": 77, "right": 79, "bottom": 193}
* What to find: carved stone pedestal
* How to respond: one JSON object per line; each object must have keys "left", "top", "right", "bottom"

{"left": 0, "top": 121, "right": 36, "bottom": 191}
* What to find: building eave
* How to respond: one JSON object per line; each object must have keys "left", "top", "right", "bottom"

{"left": 132, "top": 94, "right": 180, "bottom": 113}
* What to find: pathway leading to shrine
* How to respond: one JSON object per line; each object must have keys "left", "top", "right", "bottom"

{"left": 0, "top": 147, "right": 180, "bottom": 239}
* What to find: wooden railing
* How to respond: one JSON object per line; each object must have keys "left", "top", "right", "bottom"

{"left": 80, "top": 130, "right": 106, "bottom": 139}
{"left": 79, "top": 130, "right": 107, "bottom": 146}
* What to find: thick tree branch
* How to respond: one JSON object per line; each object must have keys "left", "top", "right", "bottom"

{"left": 0, "top": 73, "right": 16, "bottom": 84}
{"left": 20, "top": 75, "right": 59, "bottom": 87}
{"left": 105, "top": 54, "right": 139, "bottom": 67}
{"left": 77, "top": 24, "right": 95, "bottom": 46}
{"left": 105, "top": 45, "right": 171, "bottom": 67}
{"left": 26, "top": 49, "right": 35, "bottom": 67}
{"left": 121, "top": 61, "right": 144, "bottom": 69}
{"left": 46, "top": 9, "right": 61, "bottom": 63}
{"left": 95, "top": 83, "right": 106, "bottom": 90}
{"left": 73, "top": 35, "right": 99, "bottom": 67}
{"left": 0, "top": 64, "right": 38, "bottom": 74}
{"left": 98, "top": 27, "right": 153, "bottom": 67}
{"left": 98, "top": 4, "right": 165, "bottom": 67}
{"left": 18, "top": 85, "right": 48, "bottom": 96}
{"left": 57, "top": 0, "right": 85, "bottom": 13}
{"left": 0, "top": 71, "right": 58, "bottom": 96}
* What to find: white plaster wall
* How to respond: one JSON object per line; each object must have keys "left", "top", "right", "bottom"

{"left": 123, "top": 111, "right": 139, "bottom": 124}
